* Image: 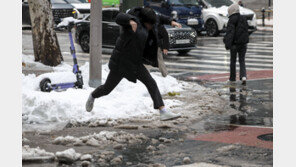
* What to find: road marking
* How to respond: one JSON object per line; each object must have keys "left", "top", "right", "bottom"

{"left": 190, "top": 50, "right": 273, "bottom": 56}
{"left": 176, "top": 58, "right": 273, "bottom": 67}
{"left": 196, "top": 45, "right": 273, "bottom": 52}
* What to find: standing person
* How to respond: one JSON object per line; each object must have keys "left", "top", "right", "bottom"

{"left": 223, "top": 3, "right": 249, "bottom": 85}
{"left": 85, "top": 7, "right": 181, "bottom": 121}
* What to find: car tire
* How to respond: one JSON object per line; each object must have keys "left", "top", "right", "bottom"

{"left": 177, "top": 49, "right": 191, "bottom": 55}
{"left": 205, "top": 19, "right": 219, "bottom": 37}
{"left": 80, "top": 33, "right": 90, "bottom": 53}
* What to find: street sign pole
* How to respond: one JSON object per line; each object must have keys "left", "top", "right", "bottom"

{"left": 89, "top": 0, "right": 102, "bottom": 88}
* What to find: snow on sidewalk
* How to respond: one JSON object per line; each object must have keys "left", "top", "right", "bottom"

{"left": 22, "top": 54, "right": 185, "bottom": 124}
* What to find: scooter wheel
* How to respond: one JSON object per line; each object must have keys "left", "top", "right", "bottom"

{"left": 40, "top": 78, "right": 52, "bottom": 92}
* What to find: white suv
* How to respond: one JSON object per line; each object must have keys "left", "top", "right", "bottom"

{"left": 199, "top": 0, "right": 257, "bottom": 36}
{"left": 65, "top": 0, "right": 90, "bottom": 19}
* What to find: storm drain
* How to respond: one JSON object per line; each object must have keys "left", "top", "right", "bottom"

{"left": 257, "top": 133, "right": 273, "bottom": 141}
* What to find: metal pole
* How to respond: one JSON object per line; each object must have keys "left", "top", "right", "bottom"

{"left": 268, "top": 0, "right": 271, "bottom": 19}
{"left": 261, "top": 8, "right": 265, "bottom": 27}
{"left": 89, "top": 0, "right": 102, "bottom": 88}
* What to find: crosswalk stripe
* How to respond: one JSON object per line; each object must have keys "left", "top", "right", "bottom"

{"left": 190, "top": 48, "right": 272, "bottom": 55}
{"left": 189, "top": 51, "right": 273, "bottom": 59}
{"left": 154, "top": 68, "right": 227, "bottom": 74}
{"left": 258, "top": 41, "right": 274, "bottom": 44}
{"left": 195, "top": 45, "right": 273, "bottom": 52}
{"left": 164, "top": 61, "right": 271, "bottom": 71}
{"left": 175, "top": 58, "right": 273, "bottom": 67}
{"left": 207, "top": 43, "right": 273, "bottom": 48}
{"left": 166, "top": 56, "right": 273, "bottom": 63}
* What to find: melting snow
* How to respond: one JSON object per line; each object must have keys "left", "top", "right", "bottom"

{"left": 22, "top": 54, "right": 185, "bottom": 124}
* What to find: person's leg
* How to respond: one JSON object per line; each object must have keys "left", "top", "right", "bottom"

{"left": 136, "top": 64, "right": 180, "bottom": 120}
{"left": 92, "top": 70, "right": 123, "bottom": 98}
{"left": 137, "top": 64, "right": 164, "bottom": 109}
{"left": 230, "top": 45, "right": 238, "bottom": 81}
{"left": 157, "top": 47, "right": 168, "bottom": 77}
{"left": 238, "top": 44, "right": 247, "bottom": 80}
{"left": 86, "top": 70, "right": 123, "bottom": 112}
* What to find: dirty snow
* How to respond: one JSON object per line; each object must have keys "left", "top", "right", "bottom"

{"left": 56, "top": 148, "right": 81, "bottom": 162}
{"left": 52, "top": 130, "right": 148, "bottom": 147}
{"left": 22, "top": 145, "right": 55, "bottom": 159}
{"left": 22, "top": 54, "right": 185, "bottom": 124}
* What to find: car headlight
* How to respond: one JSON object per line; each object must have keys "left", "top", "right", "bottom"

{"left": 171, "top": 11, "right": 178, "bottom": 20}
{"left": 218, "top": 13, "right": 228, "bottom": 17}
{"left": 168, "top": 31, "right": 175, "bottom": 38}
{"left": 190, "top": 31, "right": 197, "bottom": 38}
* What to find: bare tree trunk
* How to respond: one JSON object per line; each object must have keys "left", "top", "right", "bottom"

{"left": 28, "top": 0, "right": 62, "bottom": 66}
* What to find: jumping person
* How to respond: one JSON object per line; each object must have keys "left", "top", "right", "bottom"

{"left": 223, "top": 3, "right": 249, "bottom": 85}
{"left": 85, "top": 7, "right": 181, "bottom": 121}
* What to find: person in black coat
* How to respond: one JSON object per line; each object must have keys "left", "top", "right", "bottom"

{"left": 85, "top": 7, "right": 181, "bottom": 121}
{"left": 223, "top": 3, "right": 249, "bottom": 85}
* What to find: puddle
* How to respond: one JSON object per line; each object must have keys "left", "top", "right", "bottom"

{"left": 257, "top": 133, "right": 273, "bottom": 142}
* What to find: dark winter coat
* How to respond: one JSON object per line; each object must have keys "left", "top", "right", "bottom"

{"left": 108, "top": 12, "right": 148, "bottom": 83}
{"left": 223, "top": 13, "right": 249, "bottom": 50}
{"left": 158, "top": 24, "right": 169, "bottom": 50}
{"left": 128, "top": 7, "right": 173, "bottom": 67}
{"left": 108, "top": 7, "right": 172, "bottom": 83}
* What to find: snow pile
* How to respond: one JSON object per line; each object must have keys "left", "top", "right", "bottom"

{"left": 52, "top": 130, "right": 148, "bottom": 147}
{"left": 22, "top": 54, "right": 184, "bottom": 124}
{"left": 57, "top": 17, "right": 81, "bottom": 28}
{"left": 56, "top": 148, "right": 81, "bottom": 163}
{"left": 22, "top": 145, "right": 55, "bottom": 160}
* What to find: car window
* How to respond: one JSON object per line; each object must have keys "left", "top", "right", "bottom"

{"left": 170, "top": 0, "right": 199, "bottom": 6}
{"left": 102, "top": 10, "right": 113, "bottom": 22}
{"left": 150, "top": 0, "right": 163, "bottom": 2}
{"left": 111, "top": 11, "right": 119, "bottom": 22}
{"left": 51, "top": 0, "right": 67, "bottom": 4}
{"left": 65, "top": 0, "right": 89, "bottom": 3}
{"left": 204, "top": 0, "right": 233, "bottom": 8}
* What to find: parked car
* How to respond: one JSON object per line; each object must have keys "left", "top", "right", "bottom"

{"left": 22, "top": 0, "right": 76, "bottom": 26}
{"left": 65, "top": 0, "right": 90, "bottom": 19}
{"left": 144, "top": 0, "right": 204, "bottom": 33}
{"left": 198, "top": 0, "right": 257, "bottom": 36}
{"left": 74, "top": 8, "right": 197, "bottom": 54}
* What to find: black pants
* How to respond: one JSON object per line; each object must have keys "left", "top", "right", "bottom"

{"left": 92, "top": 64, "right": 164, "bottom": 109}
{"left": 230, "top": 44, "right": 247, "bottom": 81}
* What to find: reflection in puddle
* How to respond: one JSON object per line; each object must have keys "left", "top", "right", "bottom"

{"left": 191, "top": 82, "right": 273, "bottom": 133}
